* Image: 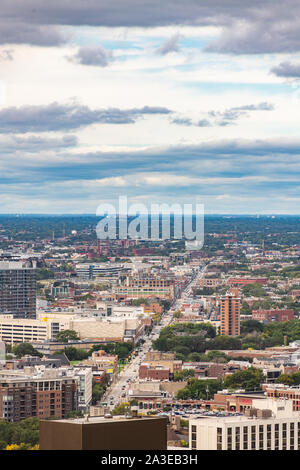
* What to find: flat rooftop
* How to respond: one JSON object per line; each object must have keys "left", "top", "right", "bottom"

{"left": 49, "top": 415, "right": 165, "bottom": 425}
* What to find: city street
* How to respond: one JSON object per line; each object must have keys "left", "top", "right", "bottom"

{"left": 103, "top": 264, "right": 207, "bottom": 409}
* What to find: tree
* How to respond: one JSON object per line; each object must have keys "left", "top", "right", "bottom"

{"left": 176, "top": 379, "right": 220, "bottom": 400}
{"left": 240, "top": 320, "right": 264, "bottom": 335}
{"left": 55, "top": 330, "right": 80, "bottom": 342}
{"left": 12, "top": 343, "right": 42, "bottom": 359}
{"left": 223, "top": 368, "right": 264, "bottom": 391}
{"left": 173, "top": 369, "right": 195, "bottom": 381}
{"left": 242, "top": 283, "right": 267, "bottom": 297}
{"left": 276, "top": 372, "right": 300, "bottom": 386}
{"left": 36, "top": 268, "right": 55, "bottom": 280}
{"left": 112, "top": 402, "right": 131, "bottom": 415}
{"left": 54, "top": 347, "right": 88, "bottom": 361}
{"left": 206, "top": 350, "right": 229, "bottom": 363}
{"left": 129, "top": 399, "right": 138, "bottom": 406}
{"left": 275, "top": 374, "right": 294, "bottom": 386}
{"left": 0, "top": 417, "right": 39, "bottom": 449}
{"left": 92, "top": 384, "right": 106, "bottom": 405}
{"left": 173, "top": 310, "right": 183, "bottom": 319}
{"left": 206, "top": 336, "right": 242, "bottom": 350}
{"left": 240, "top": 301, "right": 252, "bottom": 315}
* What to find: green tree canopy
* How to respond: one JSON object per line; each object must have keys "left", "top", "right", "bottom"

{"left": 12, "top": 343, "right": 43, "bottom": 359}
{"left": 176, "top": 379, "right": 220, "bottom": 400}
{"left": 55, "top": 330, "right": 80, "bottom": 342}
{"left": 223, "top": 367, "right": 264, "bottom": 391}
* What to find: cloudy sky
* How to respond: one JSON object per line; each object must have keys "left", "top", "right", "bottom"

{"left": 1, "top": 0, "right": 300, "bottom": 214}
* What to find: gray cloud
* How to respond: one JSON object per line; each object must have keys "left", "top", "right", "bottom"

{"left": 171, "top": 117, "right": 193, "bottom": 126}
{"left": 171, "top": 117, "right": 212, "bottom": 127}
{"left": 155, "top": 33, "right": 181, "bottom": 55}
{"left": 197, "top": 119, "right": 212, "bottom": 127}
{"left": 171, "top": 102, "right": 274, "bottom": 128}
{"left": 0, "top": 22, "right": 68, "bottom": 47}
{"left": 0, "top": 135, "right": 77, "bottom": 160}
{"left": 9, "top": 134, "right": 78, "bottom": 152}
{"left": 271, "top": 61, "right": 300, "bottom": 78}
{"left": 205, "top": 13, "right": 300, "bottom": 54}
{"left": 0, "top": 102, "right": 172, "bottom": 133}
{"left": 67, "top": 46, "right": 114, "bottom": 67}
{"left": 210, "top": 102, "right": 274, "bottom": 125}
{"left": 0, "top": 1, "right": 299, "bottom": 54}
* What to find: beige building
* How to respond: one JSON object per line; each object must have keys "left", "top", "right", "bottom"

{"left": 0, "top": 314, "right": 71, "bottom": 345}
{"left": 189, "top": 398, "right": 300, "bottom": 450}
{"left": 0, "top": 312, "right": 143, "bottom": 345}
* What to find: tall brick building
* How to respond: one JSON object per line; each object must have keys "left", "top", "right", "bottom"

{"left": 220, "top": 291, "right": 240, "bottom": 336}
{"left": 0, "top": 368, "right": 78, "bottom": 422}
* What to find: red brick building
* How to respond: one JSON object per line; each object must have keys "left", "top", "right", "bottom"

{"left": 0, "top": 373, "right": 78, "bottom": 422}
{"left": 220, "top": 291, "right": 241, "bottom": 336}
{"left": 139, "top": 364, "right": 170, "bottom": 381}
{"left": 265, "top": 385, "right": 300, "bottom": 411}
{"left": 252, "top": 308, "right": 294, "bottom": 323}
{"left": 227, "top": 278, "right": 268, "bottom": 286}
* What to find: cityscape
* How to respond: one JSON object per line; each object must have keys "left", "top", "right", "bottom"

{"left": 0, "top": 215, "right": 300, "bottom": 452}
{"left": 0, "top": 0, "right": 300, "bottom": 457}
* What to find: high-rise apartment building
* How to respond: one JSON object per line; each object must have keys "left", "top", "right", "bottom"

{"left": 0, "top": 368, "right": 78, "bottom": 422}
{"left": 0, "top": 261, "right": 36, "bottom": 319}
{"left": 220, "top": 289, "right": 240, "bottom": 336}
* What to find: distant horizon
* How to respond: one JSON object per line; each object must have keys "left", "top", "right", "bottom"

{"left": 0, "top": 213, "right": 299, "bottom": 217}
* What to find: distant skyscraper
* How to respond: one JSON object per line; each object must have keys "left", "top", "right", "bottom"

{"left": 220, "top": 289, "right": 240, "bottom": 336}
{"left": 0, "top": 261, "right": 36, "bottom": 319}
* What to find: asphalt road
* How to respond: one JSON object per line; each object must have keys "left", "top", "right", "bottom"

{"left": 102, "top": 264, "right": 207, "bottom": 409}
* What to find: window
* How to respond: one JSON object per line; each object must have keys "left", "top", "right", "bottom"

{"left": 259, "top": 425, "right": 264, "bottom": 450}
{"left": 217, "top": 428, "right": 222, "bottom": 451}
{"left": 266, "top": 424, "right": 271, "bottom": 450}
{"left": 282, "top": 423, "right": 287, "bottom": 450}
{"left": 235, "top": 427, "right": 240, "bottom": 450}
{"left": 251, "top": 426, "right": 256, "bottom": 450}
{"left": 227, "top": 428, "right": 232, "bottom": 450}
{"left": 243, "top": 426, "right": 248, "bottom": 450}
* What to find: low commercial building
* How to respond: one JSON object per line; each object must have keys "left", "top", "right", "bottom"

{"left": 76, "top": 263, "right": 127, "bottom": 280}
{"left": 198, "top": 278, "right": 225, "bottom": 288}
{"left": 252, "top": 308, "right": 294, "bottom": 323}
{"left": 39, "top": 415, "right": 168, "bottom": 450}
{"left": 115, "top": 276, "right": 180, "bottom": 300}
{"left": 139, "top": 364, "right": 170, "bottom": 381}
{"left": 265, "top": 384, "right": 300, "bottom": 411}
{"left": 79, "top": 350, "right": 118, "bottom": 378}
{"left": 226, "top": 278, "right": 268, "bottom": 287}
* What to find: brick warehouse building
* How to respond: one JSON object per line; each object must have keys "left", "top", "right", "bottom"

{"left": 252, "top": 308, "right": 294, "bottom": 323}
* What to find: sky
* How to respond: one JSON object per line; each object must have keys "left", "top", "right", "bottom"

{"left": 1, "top": 0, "right": 300, "bottom": 214}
